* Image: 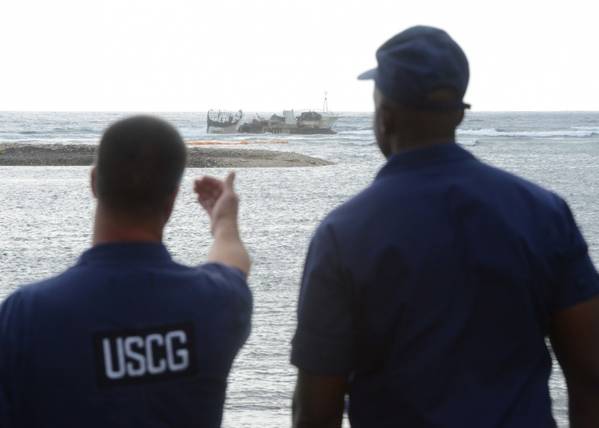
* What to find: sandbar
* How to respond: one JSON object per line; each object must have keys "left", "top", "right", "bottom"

{"left": 0, "top": 144, "right": 332, "bottom": 168}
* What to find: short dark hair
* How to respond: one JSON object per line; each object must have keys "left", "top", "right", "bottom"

{"left": 95, "top": 115, "right": 187, "bottom": 215}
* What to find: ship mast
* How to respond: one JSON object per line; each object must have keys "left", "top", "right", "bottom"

{"left": 323, "top": 91, "right": 329, "bottom": 113}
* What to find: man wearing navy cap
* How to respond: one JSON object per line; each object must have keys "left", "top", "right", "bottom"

{"left": 0, "top": 116, "right": 252, "bottom": 427}
{"left": 291, "top": 26, "right": 599, "bottom": 427}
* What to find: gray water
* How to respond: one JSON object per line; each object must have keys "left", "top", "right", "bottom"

{"left": 1, "top": 111, "right": 599, "bottom": 427}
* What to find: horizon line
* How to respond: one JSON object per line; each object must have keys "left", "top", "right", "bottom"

{"left": 1, "top": 109, "right": 599, "bottom": 114}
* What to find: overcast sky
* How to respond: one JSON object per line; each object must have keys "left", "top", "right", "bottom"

{"left": 1, "top": 0, "right": 597, "bottom": 112}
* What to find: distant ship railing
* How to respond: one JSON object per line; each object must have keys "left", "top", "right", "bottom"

{"left": 206, "top": 110, "right": 243, "bottom": 132}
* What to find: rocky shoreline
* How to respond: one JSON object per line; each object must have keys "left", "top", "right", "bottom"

{"left": 0, "top": 144, "right": 332, "bottom": 168}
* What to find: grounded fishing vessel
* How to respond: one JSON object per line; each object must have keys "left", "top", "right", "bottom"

{"left": 208, "top": 94, "right": 337, "bottom": 135}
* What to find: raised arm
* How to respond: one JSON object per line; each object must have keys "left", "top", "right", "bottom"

{"left": 194, "top": 172, "right": 251, "bottom": 276}
{"left": 292, "top": 370, "right": 346, "bottom": 428}
{"left": 550, "top": 296, "right": 599, "bottom": 428}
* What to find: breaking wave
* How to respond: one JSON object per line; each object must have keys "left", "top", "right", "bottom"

{"left": 458, "top": 128, "right": 598, "bottom": 138}
{"left": 573, "top": 126, "right": 599, "bottom": 132}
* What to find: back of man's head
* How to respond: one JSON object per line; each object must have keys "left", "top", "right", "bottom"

{"left": 359, "top": 26, "right": 470, "bottom": 153}
{"left": 95, "top": 115, "right": 187, "bottom": 217}
{"left": 359, "top": 26, "right": 470, "bottom": 111}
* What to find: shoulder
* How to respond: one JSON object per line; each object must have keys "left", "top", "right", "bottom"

{"left": 0, "top": 287, "right": 32, "bottom": 345}
{"left": 6, "top": 265, "right": 90, "bottom": 309}
{"left": 1, "top": 271, "right": 69, "bottom": 310}
{"left": 0, "top": 269, "right": 83, "bottom": 338}
{"left": 459, "top": 155, "right": 552, "bottom": 197}
{"left": 319, "top": 183, "right": 383, "bottom": 233}
{"left": 460, "top": 160, "right": 587, "bottom": 255}
{"left": 0, "top": 288, "right": 26, "bottom": 325}
{"left": 192, "top": 262, "right": 248, "bottom": 289}
{"left": 195, "top": 261, "right": 247, "bottom": 281}
{"left": 479, "top": 161, "right": 572, "bottom": 217}
{"left": 319, "top": 157, "right": 572, "bottom": 241}
{"left": 192, "top": 262, "right": 252, "bottom": 308}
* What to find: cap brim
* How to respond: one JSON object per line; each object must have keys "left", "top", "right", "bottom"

{"left": 357, "top": 68, "right": 377, "bottom": 80}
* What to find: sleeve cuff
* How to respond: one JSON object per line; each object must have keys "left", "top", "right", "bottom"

{"left": 291, "top": 329, "right": 353, "bottom": 376}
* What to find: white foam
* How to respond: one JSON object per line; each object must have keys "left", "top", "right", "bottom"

{"left": 574, "top": 126, "right": 599, "bottom": 132}
{"left": 458, "top": 128, "right": 597, "bottom": 138}
{"left": 338, "top": 129, "right": 374, "bottom": 135}
{"left": 457, "top": 138, "right": 478, "bottom": 146}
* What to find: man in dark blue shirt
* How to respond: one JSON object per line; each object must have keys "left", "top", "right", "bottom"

{"left": 0, "top": 116, "right": 252, "bottom": 427}
{"left": 291, "top": 26, "right": 599, "bottom": 427}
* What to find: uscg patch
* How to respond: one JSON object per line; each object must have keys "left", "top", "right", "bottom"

{"left": 93, "top": 322, "right": 197, "bottom": 387}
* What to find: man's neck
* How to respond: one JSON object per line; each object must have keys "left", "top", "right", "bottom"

{"left": 92, "top": 205, "right": 163, "bottom": 246}
{"left": 390, "top": 134, "right": 455, "bottom": 155}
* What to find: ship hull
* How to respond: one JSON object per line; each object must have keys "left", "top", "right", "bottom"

{"left": 288, "top": 127, "right": 336, "bottom": 135}
{"left": 238, "top": 113, "right": 337, "bottom": 134}
{"left": 207, "top": 124, "right": 239, "bottom": 134}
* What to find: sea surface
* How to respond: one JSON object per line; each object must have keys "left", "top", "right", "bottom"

{"left": 1, "top": 111, "right": 599, "bottom": 427}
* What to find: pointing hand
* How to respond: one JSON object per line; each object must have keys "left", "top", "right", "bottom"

{"left": 194, "top": 172, "right": 239, "bottom": 235}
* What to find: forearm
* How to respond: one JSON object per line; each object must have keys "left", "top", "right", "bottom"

{"left": 568, "top": 383, "right": 599, "bottom": 428}
{"left": 292, "top": 373, "right": 345, "bottom": 428}
{"left": 207, "top": 219, "right": 251, "bottom": 275}
{"left": 293, "top": 399, "right": 343, "bottom": 428}
{"left": 550, "top": 296, "right": 599, "bottom": 428}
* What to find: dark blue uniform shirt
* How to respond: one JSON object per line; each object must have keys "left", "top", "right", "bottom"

{"left": 291, "top": 142, "right": 599, "bottom": 427}
{"left": 0, "top": 243, "right": 251, "bottom": 428}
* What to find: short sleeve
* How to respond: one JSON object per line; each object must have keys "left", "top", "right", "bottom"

{"left": 200, "top": 263, "right": 252, "bottom": 344}
{"left": 551, "top": 198, "right": 599, "bottom": 311}
{"left": 0, "top": 290, "right": 26, "bottom": 427}
{"left": 291, "top": 222, "right": 355, "bottom": 375}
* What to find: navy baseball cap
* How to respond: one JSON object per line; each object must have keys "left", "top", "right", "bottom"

{"left": 358, "top": 26, "right": 470, "bottom": 110}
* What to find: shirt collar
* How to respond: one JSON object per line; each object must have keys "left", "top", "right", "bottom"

{"left": 376, "top": 141, "right": 475, "bottom": 180}
{"left": 78, "top": 242, "right": 172, "bottom": 265}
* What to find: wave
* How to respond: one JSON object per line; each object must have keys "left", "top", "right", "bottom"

{"left": 19, "top": 130, "right": 44, "bottom": 135}
{"left": 573, "top": 126, "right": 599, "bottom": 132}
{"left": 16, "top": 128, "right": 98, "bottom": 137}
{"left": 337, "top": 129, "right": 373, "bottom": 135}
{"left": 51, "top": 126, "right": 97, "bottom": 133}
{"left": 458, "top": 128, "right": 598, "bottom": 138}
{"left": 457, "top": 139, "right": 478, "bottom": 147}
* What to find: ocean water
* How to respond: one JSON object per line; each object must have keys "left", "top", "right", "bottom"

{"left": 1, "top": 111, "right": 599, "bottom": 427}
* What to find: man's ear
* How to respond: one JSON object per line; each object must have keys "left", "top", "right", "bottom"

{"left": 162, "top": 187, "right": 179, "bottom": 224}
{"left": 373, "top": 88, "right": 397, "bottom": 137}
{"left": 378, "top": 103, "right": 396, "bottom": 136}
{"left": 90, "top": 166, "right": 97, "bottom": 198}
{"left": 456, "top": 109, "right": 465, "bottom": 127}
{"left": 374, "top": 104, "right": 396, "bottom": 158}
